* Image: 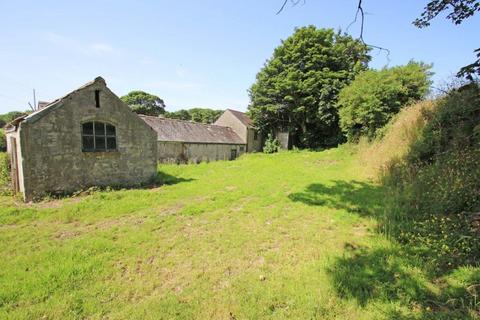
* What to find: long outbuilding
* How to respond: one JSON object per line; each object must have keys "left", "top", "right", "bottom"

{"left": 139, "top": 115, "right": 246, "bottom": 163}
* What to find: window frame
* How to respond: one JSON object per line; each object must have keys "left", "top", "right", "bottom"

{"left": 81, "top": 121, "right": 117, "bottom": 152}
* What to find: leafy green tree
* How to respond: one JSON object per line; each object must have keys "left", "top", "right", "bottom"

{"left": 121, "top": 91, "right": 166, "bottom": 116}
{"left": 337, "top": 61, "right": 432, "bottom": 141}
{"left": 164, "top": 108, "right": 223, "bottom": 124}
{"left": 188, "top": 108, "right": 223, "bottom": 124}
{"left": 165, "top": 109, "right": 190, "bottom": 121}
{"left": 0, "top": 111, "right": 25, "bottom": 128}
{"left": 248, "top": 26, "right": 370, "bottom": 148}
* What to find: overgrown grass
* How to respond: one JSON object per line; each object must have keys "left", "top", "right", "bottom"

{"left": 358, "top": 85, "right": 480, "bottom": 318}
{"left": 357, "top": 100, "right": 436, "bottom": 178}
{"left": 0, "top": 147, "right": 477, "bottom": 319}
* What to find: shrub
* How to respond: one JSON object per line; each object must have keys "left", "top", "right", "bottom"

{"left": 263, "top": 134, "right": 280, "bottom": 154}
{"left": 0, "top": 152, "right": 11, "bottom": 195}
{"left": 338, "top": 61, "right": 432, "bottom": 141}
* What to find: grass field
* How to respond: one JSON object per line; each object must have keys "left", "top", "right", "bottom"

{"left": 0, "top": 147, "right": 477, "bottom": 319}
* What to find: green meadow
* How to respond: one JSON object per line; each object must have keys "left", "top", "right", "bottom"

{"left": 0, "top": 147, "right": 477, "bottom": 319}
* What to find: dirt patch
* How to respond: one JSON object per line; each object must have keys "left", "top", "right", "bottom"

{"left": 314, "top": 159, "right": 339, "bottom": 166}
{"left": 52, "top": 215, "right": 146, "bottom": 240}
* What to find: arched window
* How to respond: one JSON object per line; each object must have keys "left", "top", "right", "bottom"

{"left": 82, "top": 121, "right": 117, "bottom": 152}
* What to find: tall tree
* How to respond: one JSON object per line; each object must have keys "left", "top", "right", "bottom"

{"left": 248, "top": 26, "right": 370, "bottom": 148}
{"left": 121, "top": 91, "right": 166, "bottom": 116}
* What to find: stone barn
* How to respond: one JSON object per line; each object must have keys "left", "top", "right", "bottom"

{"left": 140, "top": 115, "right": 246, "bottom": 163}
{"left": 214, "top": 109, "right": 263, "bottom": 152}
{"left": 5, "top": 77, "right": 157, "bottom": 201}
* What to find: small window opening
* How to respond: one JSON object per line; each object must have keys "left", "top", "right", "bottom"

{"left": 95, "top": 90, "right": 100, "bottom": 108}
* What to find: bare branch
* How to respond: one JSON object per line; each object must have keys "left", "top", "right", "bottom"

{"left": 276, "top": 0, "right": 304, "bottom": 15}
{"left": 276, "top": 0, "right": 288, "bottom": 15}
{"left": 348, "top": 0, "right": 391, "bottom": 62}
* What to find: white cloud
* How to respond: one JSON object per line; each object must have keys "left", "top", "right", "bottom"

{"left": 175, "top": 65, "right": 188, "bottom": 79}
{"left": 149, "top": 80, "right": 204, "bottom": 91}
{"left": 42, "top": 32, "right": 117, "bottom": 57}
{"left": 138, "top": 57, "right": 157, "bottom": 65}
{"left": 88, "top": 43, "right": 114, "bottom": 55}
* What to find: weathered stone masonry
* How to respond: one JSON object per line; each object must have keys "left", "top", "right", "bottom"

{"left": 6, "top": 77, "right": 158, "bottom": 201}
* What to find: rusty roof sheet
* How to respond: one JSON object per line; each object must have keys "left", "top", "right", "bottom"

{"left": 139, "top": 115, "right": 245, "bottom": 145}
{"left": 227, "top": 109, "right": 254, "bottom": 127}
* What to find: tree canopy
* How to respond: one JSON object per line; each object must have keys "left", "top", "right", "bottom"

{"left": 0, "top": 111, "right": 25, "bottom": 128}
{"left": 248, "top": 26, "right": 370, "bottom": 148}
{"left": 120, "top": 91, "right": 166, "bottom": 116}
{"left": 165, "top": 108, "right": 223, "bottom": 124}
{"left": 337, "top": 61, "right": 433, "bottom": 141}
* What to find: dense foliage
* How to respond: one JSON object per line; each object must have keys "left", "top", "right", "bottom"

{"left": 120, "top": 91, "right": 166, "bottom": 116}
{"left": 0, "top": 111, "right": 25, "bottom": 128}
{"left": 337, "top": 62, "right": 432, "bottom": 141}
{"left": 382, "top": 84, "right": 480, "bottom": 270}
{"left": 248, "top": 26, "right": 370, "bottom": 148}
{"left": 165, "top": 108, "right": 223, "bottom": 124}
{"left": 0, "top": 152, "right": 10, "bottom": 195}
{"left": 0, "top": 129, "right": 5, "bottom": 152}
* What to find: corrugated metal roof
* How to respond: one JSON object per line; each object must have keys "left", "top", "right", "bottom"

{"left": 139, "top": 115, "right": 245, "bottom": 145}
{"left": 227, "top": 109, "right": 254, "bottom": 127}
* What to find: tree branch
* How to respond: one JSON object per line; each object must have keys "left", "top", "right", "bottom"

{"left": 277, "top": 0, "right": 390, "bottom": 61}
{"left": 348, "top": 0, "right": 391, "bottom": 61}
{"left": 276, "top": 0, "right": 304, "bottom": 15}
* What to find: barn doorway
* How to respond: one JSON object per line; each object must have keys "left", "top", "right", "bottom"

{"left": 230, "top": 149, "right": 237, "bottom": 160}
{"left": 9, "top": 137, "right": 20, "bottom": 193}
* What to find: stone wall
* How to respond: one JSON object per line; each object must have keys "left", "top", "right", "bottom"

{"left": 215, "top": 111, "right": 248, "bottom": 143}
{"left": 157, "top": 141, "right": 245, "bottom": 163}
{"left": 17, "top": 78, "right": 157, "bottom": 201}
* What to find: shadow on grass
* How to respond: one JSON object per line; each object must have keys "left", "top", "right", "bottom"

{"left": 289, "top": 180, "right": 479, "bottom": 318}
{"left": 155, "top": 171, "right": 195, "bottom": 186}
{"left": 328, "top": 245, "right": 479, "bottom": 319}
{"left": 288, "top": 180, "right": 384, "bottom": 217}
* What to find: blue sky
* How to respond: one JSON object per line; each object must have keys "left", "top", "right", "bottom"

{"left": 0, "top": 0, "right": 478, "bottom": 114}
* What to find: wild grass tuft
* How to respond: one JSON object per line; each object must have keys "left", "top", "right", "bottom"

{"left": 357, "top": 100, "right": 436, "bottom": 178}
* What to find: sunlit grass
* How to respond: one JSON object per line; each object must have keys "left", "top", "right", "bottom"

{"left": 0, "top": 147, "right": 477, "bottom": 319}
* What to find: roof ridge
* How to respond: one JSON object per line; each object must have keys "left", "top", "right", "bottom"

{"left": 140, "top": 114, "right": 234, "bottom": 130}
